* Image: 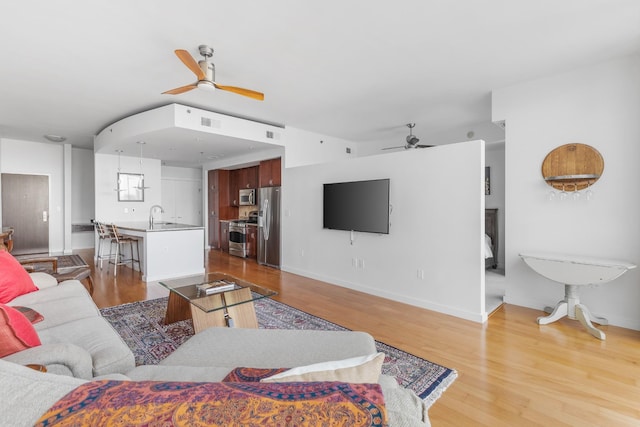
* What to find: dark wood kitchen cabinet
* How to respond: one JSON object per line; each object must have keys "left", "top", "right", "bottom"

{"left": 220, "top": 221, "right": 230, "bottom": 253}
{"left": 229, "top": 169, "right": 240, "bottom": 206}
{"left": 209, "top": 165, "right": 260, "bottom": 249}
{"left": 259, "top": 158, "right": 281, "bottom": 187}
{"left": 239, "top": 166, "right": 259, "bottom": 189}
{"left": 208, "top": 169, "right": 238, "bottom": 249}
{"left": 208, "top": 169, "right": 231, "bottom": 248}
{"left": 230, "top": 166, "right": 259, "bottom": 206}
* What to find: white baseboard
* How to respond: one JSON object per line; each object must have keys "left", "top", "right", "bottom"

{"left": 281, "top": 264, "right": 487, "bottom": 324}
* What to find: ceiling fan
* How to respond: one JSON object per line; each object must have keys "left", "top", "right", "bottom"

{"left": 382, "top": 123, "right": 433, "bottom": 150}
{"left": 162, "top": 45, "right": 264, "bottom": 101}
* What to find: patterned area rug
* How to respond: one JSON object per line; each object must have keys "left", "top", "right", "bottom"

{"left": 100, "top": 297, "right": 457, "bottom": 408}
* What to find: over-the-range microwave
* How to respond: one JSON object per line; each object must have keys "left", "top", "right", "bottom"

{"left": 239, "top": 188, "right": 256, "bottom": 206}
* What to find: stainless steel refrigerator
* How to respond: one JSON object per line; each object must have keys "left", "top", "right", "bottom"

{"left": 257, "top": 186, "right": 281, "bottom": 268}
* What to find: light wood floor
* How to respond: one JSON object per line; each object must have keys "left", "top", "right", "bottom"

{"left": 77, "top": 248, "right": 640, "bottom": 427}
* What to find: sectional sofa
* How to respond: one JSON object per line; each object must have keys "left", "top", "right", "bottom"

{"left": 0, "top": 251, "right": 430, "bottom": 426}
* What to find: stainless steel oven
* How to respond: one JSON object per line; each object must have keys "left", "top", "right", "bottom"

{"left": 228, "top": 221, "right": 247, "bottom": 257}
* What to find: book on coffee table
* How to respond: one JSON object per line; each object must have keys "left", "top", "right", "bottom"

{"left": 196, "top": 280, "right": 236, "bottom": 295}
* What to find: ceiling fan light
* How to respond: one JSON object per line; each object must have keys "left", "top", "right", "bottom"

{"left": 44, "top": 134, "right": 67, "bottom": 143}
{"left": 406, "top": 135, "right": 420, "bottom": 145}
{"left": 197, "top": 81, "right": 216, "bottom": 91}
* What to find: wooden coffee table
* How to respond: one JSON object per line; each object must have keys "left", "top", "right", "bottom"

{"left": 159, "top": 272, "right": 277, "bottom": 333}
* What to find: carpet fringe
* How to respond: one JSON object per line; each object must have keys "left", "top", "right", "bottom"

{"left": 423, "top": 369, "right": 458, "bottom": 410}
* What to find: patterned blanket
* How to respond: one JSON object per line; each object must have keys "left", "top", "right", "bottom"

{"left": 36, "top": 380, "right": 388, "bottom": 427}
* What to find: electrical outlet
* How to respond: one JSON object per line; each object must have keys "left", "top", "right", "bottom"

{"left": 124, "top": 208, "right": 129, "bottom": 213}
{"left": 417, "top": 269, "right": 425, "bottom": 280}
{"left": 300, "top": 249, "right": 304, "bottom": 257}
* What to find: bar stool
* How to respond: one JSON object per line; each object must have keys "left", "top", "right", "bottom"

{"left": 95, "top": 222, "right": 115, "bottom": 268}
{"left": 108, "top": 224, "right": 141, "bottom": 276}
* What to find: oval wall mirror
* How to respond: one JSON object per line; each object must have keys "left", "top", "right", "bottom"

{"left": 541, "top": 143, "right": 604, "bottom": 191}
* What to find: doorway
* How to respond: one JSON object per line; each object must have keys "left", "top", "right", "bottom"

{"left": 1, "top": 173, "right": 50, "bottom": 254}
{"left": 484, "top": 142, "right": 506, "bottom": 315}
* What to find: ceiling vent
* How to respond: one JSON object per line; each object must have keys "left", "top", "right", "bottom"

{"left": 201, "top": 117, "right": 221, "bottom": 128}
{"left": 266, "top": 130, "right": 281, "bottom": 140}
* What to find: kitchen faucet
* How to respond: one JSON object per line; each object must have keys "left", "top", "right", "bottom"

{"left": 149, "top": 205, "right": 164, "bottom": 228}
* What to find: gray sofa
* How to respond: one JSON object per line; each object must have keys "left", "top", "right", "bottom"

{"left": 4, "top": 274, "right": 135, "bottom": 378}
{"left": 0, "top": 328, "right": 430, "bottom": 426}
{"left": 1, "top": 272, "right": 430, "bottom": 426}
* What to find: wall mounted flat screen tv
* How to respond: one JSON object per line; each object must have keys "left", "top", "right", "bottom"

{"left": 323, "top": 178, "right": 390, "bottom": 234}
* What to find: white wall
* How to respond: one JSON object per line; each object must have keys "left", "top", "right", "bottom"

{"left": 71, "top": 147, "right": 95, "bottom": 249}
{"left": 202, "top": 125, "right": 355, "bottom": 171}
{"left": 493, "top": 55, "right": 640, "bottom": 330}
{"left": 0, "top": 138, "right": 65, "bottom": 253}
{"left": 284, "top": 127, "right": 356, "bottom": 167}
{"left": 94, "top": 152, "right": 162, "bottom": 223}
{"left": 282, "top": 140, "right": 487, "bottom": 322}
{"left": 0, "top": 140, "right": 97, "bottom": 252}
{"left": 71, "top": 147, "right": 95, "bottom": 223}
{"left": 161, "top": 166, "right": 201, "bottom": 181}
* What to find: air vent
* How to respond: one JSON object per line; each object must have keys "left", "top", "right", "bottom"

{"left": 265, "top": 130, "right": 281, "bottom": 140}
{"left": 201, "top": 117, "right": 221, "bottom": 128}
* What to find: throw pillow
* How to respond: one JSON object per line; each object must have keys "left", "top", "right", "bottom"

{"left": 222, "top": 367, "right": 289, "bottom": 382}
{"left": 12, "top": 306, "right": 44, "bottom": 324}
{"left": 0, "top": 251, "right": 38, "bottom": 303}
{"left": 260, "top": 352, "right": 385, "bottom": 384}
{"left": 0, "top": 304, "right": 41, "bottom": 357}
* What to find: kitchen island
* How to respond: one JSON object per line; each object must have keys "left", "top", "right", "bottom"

{"left": 114, "top": 222, "right": 205, "bottom": 282}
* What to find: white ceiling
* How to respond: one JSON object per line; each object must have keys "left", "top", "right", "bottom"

{"left": 1, "top": 1, "right": 639, "bottom": 166}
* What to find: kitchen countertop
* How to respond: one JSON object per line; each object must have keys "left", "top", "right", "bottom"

{"left": 115, "top": 221, "right": 204, "bottom": 232}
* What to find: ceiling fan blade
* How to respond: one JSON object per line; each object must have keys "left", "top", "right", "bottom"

{"left": 214, "top": 84, "right": 264, "bottom": 101}
{"left": 416, "top": 145, "right": 435, "bottom": 148}
{"left": 382, "top": 146, "right": 404, "bottom": 150}
{"left": 175, "top": 49, "right": 206, "bottom": 80}
{"left": 162, "top": 83, "right": 197, "bottom": 95}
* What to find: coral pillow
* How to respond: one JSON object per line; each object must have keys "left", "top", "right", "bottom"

{"left": 0, "top": 251, "right": 38, "bottom": 303}
{"left": 0, "top": 303, "right": 41, "bottom": 357}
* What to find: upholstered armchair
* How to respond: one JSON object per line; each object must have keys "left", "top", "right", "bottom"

{"left": 16, "top": 256, "right": 93, "bottom": 295}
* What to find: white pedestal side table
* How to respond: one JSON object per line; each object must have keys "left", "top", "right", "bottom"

{"left": 519, "top": 252, "right": 636, "bottom": 340}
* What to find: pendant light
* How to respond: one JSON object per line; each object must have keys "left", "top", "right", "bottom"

{"left": 136, "top": 141, "right": 151, "bottom": 190}
{"left": 114, "top": 149, "right": 126, "bottom": 192}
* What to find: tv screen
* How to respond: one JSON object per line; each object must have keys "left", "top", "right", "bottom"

{"left": 323, "top": 179, "right": 390, "bottom": 234}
